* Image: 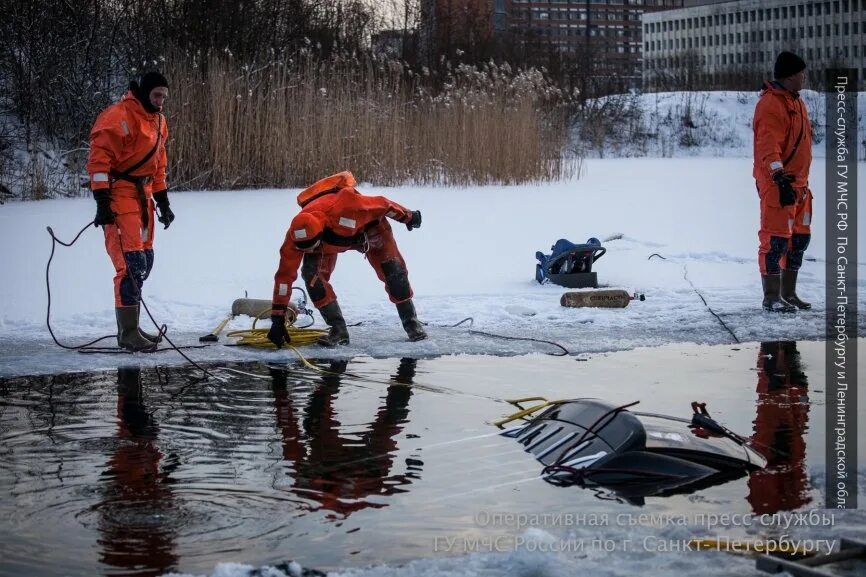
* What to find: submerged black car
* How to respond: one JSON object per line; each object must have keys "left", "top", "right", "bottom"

{"left": 501, "top": 399, "right": 767, "bottom": 505}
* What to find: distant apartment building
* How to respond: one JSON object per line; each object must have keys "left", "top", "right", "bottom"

{"left": 506, "top": 0, "right": 684, "bottom": 83}
{"left": 421, "top": 1, "right": 685, "bottom": 86}
{"left": 643, "top": 0, "right": 866, "bottom": 89}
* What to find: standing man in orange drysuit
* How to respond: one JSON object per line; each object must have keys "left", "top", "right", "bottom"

{"left": 267, "top": 171, "right": 426, "bottom": 348}
{"left": 753, "top": 51, "right": 812, "bottom": 313}
{"left": 87, "top": 72, "right": 176, "bottom": 351}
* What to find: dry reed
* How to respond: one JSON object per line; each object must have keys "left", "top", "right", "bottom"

{"left": 166, "top": 51, "right": 576, "bottom": 190}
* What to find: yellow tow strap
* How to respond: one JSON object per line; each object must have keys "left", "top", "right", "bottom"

{"left": 493, "top": 396, "right": 568, "bottom": 428}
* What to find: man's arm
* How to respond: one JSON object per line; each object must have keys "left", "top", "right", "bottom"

{"left": 87, "top": 107, "right": 126, "bottom": 190}
{"left": 272, "top": 231, "right": 305, "bottom": 310}
{"left": 754, "top": 97, "right": 788, "bottom": 175}
{"left": 361, "top": 195, "right": 419, "bottom": 229}
{"left": 152, "top": 115, "right": 168, "bottom": 192}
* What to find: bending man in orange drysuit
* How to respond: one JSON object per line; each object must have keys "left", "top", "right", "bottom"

{"left": 268, "top": 171, "right": 426, "bottom": 347}
{"left": 753, "top": 51, "right": 812, "bottom": 313}
{"left": 87, "top": 71, "right": 176, "bottom": 351}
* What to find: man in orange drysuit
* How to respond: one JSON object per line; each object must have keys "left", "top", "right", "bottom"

{"left": 753, "top": 51, "right": 812, "bottom": 313}
{"left": 268, "top": 171, "right": 426, "bottom": 347}
{"left": 87, "top": 71, "right": 176, "bottom": 351}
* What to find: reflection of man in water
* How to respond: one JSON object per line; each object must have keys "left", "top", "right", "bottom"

{"left": 748, "top": 341, "right": 810, "bottom": 514}
{"left": 99, "top": 366, "right": 178, "bottom": 576}
{"left": 270, "top": 359, "right": 418, "bottom": 519}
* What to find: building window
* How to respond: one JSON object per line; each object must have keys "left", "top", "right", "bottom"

{"left": 759, "top": 30, "right": 764, "bottom": 41}
{"left": 816, "top": 3, "right": 822, "bottom": 14}
{"left": 782, "top": 6, "right": 787, "bottom": 18}
{"left": 844, "top": 23, "right": 849, "bottom": 34}
{"left": 736, "top": 12, "right": 742, "bottom": 23}
{"left": 808, "top": 4, "right": 813, "bottom": 16}
{"left": 736, "top": 32, "right": 741, "bottom": 43}
{"left": 808, "top": 48, "right": 813, "bottom": 59}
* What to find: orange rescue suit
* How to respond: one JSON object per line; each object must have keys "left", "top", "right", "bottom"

{"left": 272, "top": 172, "right": 416, "bottom": 310}
{"left": 87, "top": 92, "right": 169, "bottom": 306}
{"left": 752, "top": 81, "right": 813, "bottom": 274}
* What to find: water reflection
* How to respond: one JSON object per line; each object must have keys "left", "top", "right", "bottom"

{"left": 748, "top": 341, "right": 811, "bottom": 514}
{"left": 98, "top": 366, "right": 178, "bottom": 577}
{"left": 271, "top": 358, "right": 420, "bottom": 519}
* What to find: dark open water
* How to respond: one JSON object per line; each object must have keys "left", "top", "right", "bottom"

{"left": 0, "top": 341, "right": 863, "bottom": 577}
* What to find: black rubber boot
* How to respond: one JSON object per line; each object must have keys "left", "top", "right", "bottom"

{"left": 762, "top": 275, "right": 796, "bottom": 313}
{"left": 317, "top": 301, "right": 350, "bottom": 347}
{"left": 135, "top": 304, "right": 162, "bottom": 344}
{"left": 396, "top": 300, "right": 427, "bottom": 342}
{"left": 781, "top": 269, "right": 811, "bottom": 310}
{"left": 116, "top": 306, "right": 158, "bottom": 352}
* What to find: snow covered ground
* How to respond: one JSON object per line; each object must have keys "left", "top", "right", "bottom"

{"left": 1, "top": 156, "right": 864, "bottom": 377}
{"left": 577, "top": 90, "right": 866, "bottom": 159}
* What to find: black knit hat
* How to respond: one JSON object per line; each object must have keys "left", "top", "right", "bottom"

{"left": 129, "top": 71, "right": 169, "bottom": 112}
{"left": 774, "top": 51, "right": 806, "bottom": 79}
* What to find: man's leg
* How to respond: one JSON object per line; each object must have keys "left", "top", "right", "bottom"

{"left": 758, "top": 189, "right": 797, "bottom": 313}
{"left": 781, "top": 189, "right": 813, "bottom": 309}
{"left": 302, "top": 252, "right": 349, "bottom": 346}
{"left": 366, "top": 221, "right": 427, "bottom": 341}
{"left": 104, "top": 207, "right": 157, "bottom": 351}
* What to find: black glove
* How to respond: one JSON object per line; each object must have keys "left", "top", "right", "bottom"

{"left": 267, "top": 314, "right": 290, "bottom": 348}
{"left": 153, "top": 189, "right": 175, "bottom": 229}
{"left": 92, "top": 189, "right": 115, "bottom": 226}
{"left": 406, "top": 210, "right": 422, "bottom": 231}
{"left": 772, "top": 171, "right": 797, "bottom": 207}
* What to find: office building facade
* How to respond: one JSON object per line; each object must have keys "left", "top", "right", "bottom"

{"left": 643, "top": 0, "right": 865, "bottom": 89}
